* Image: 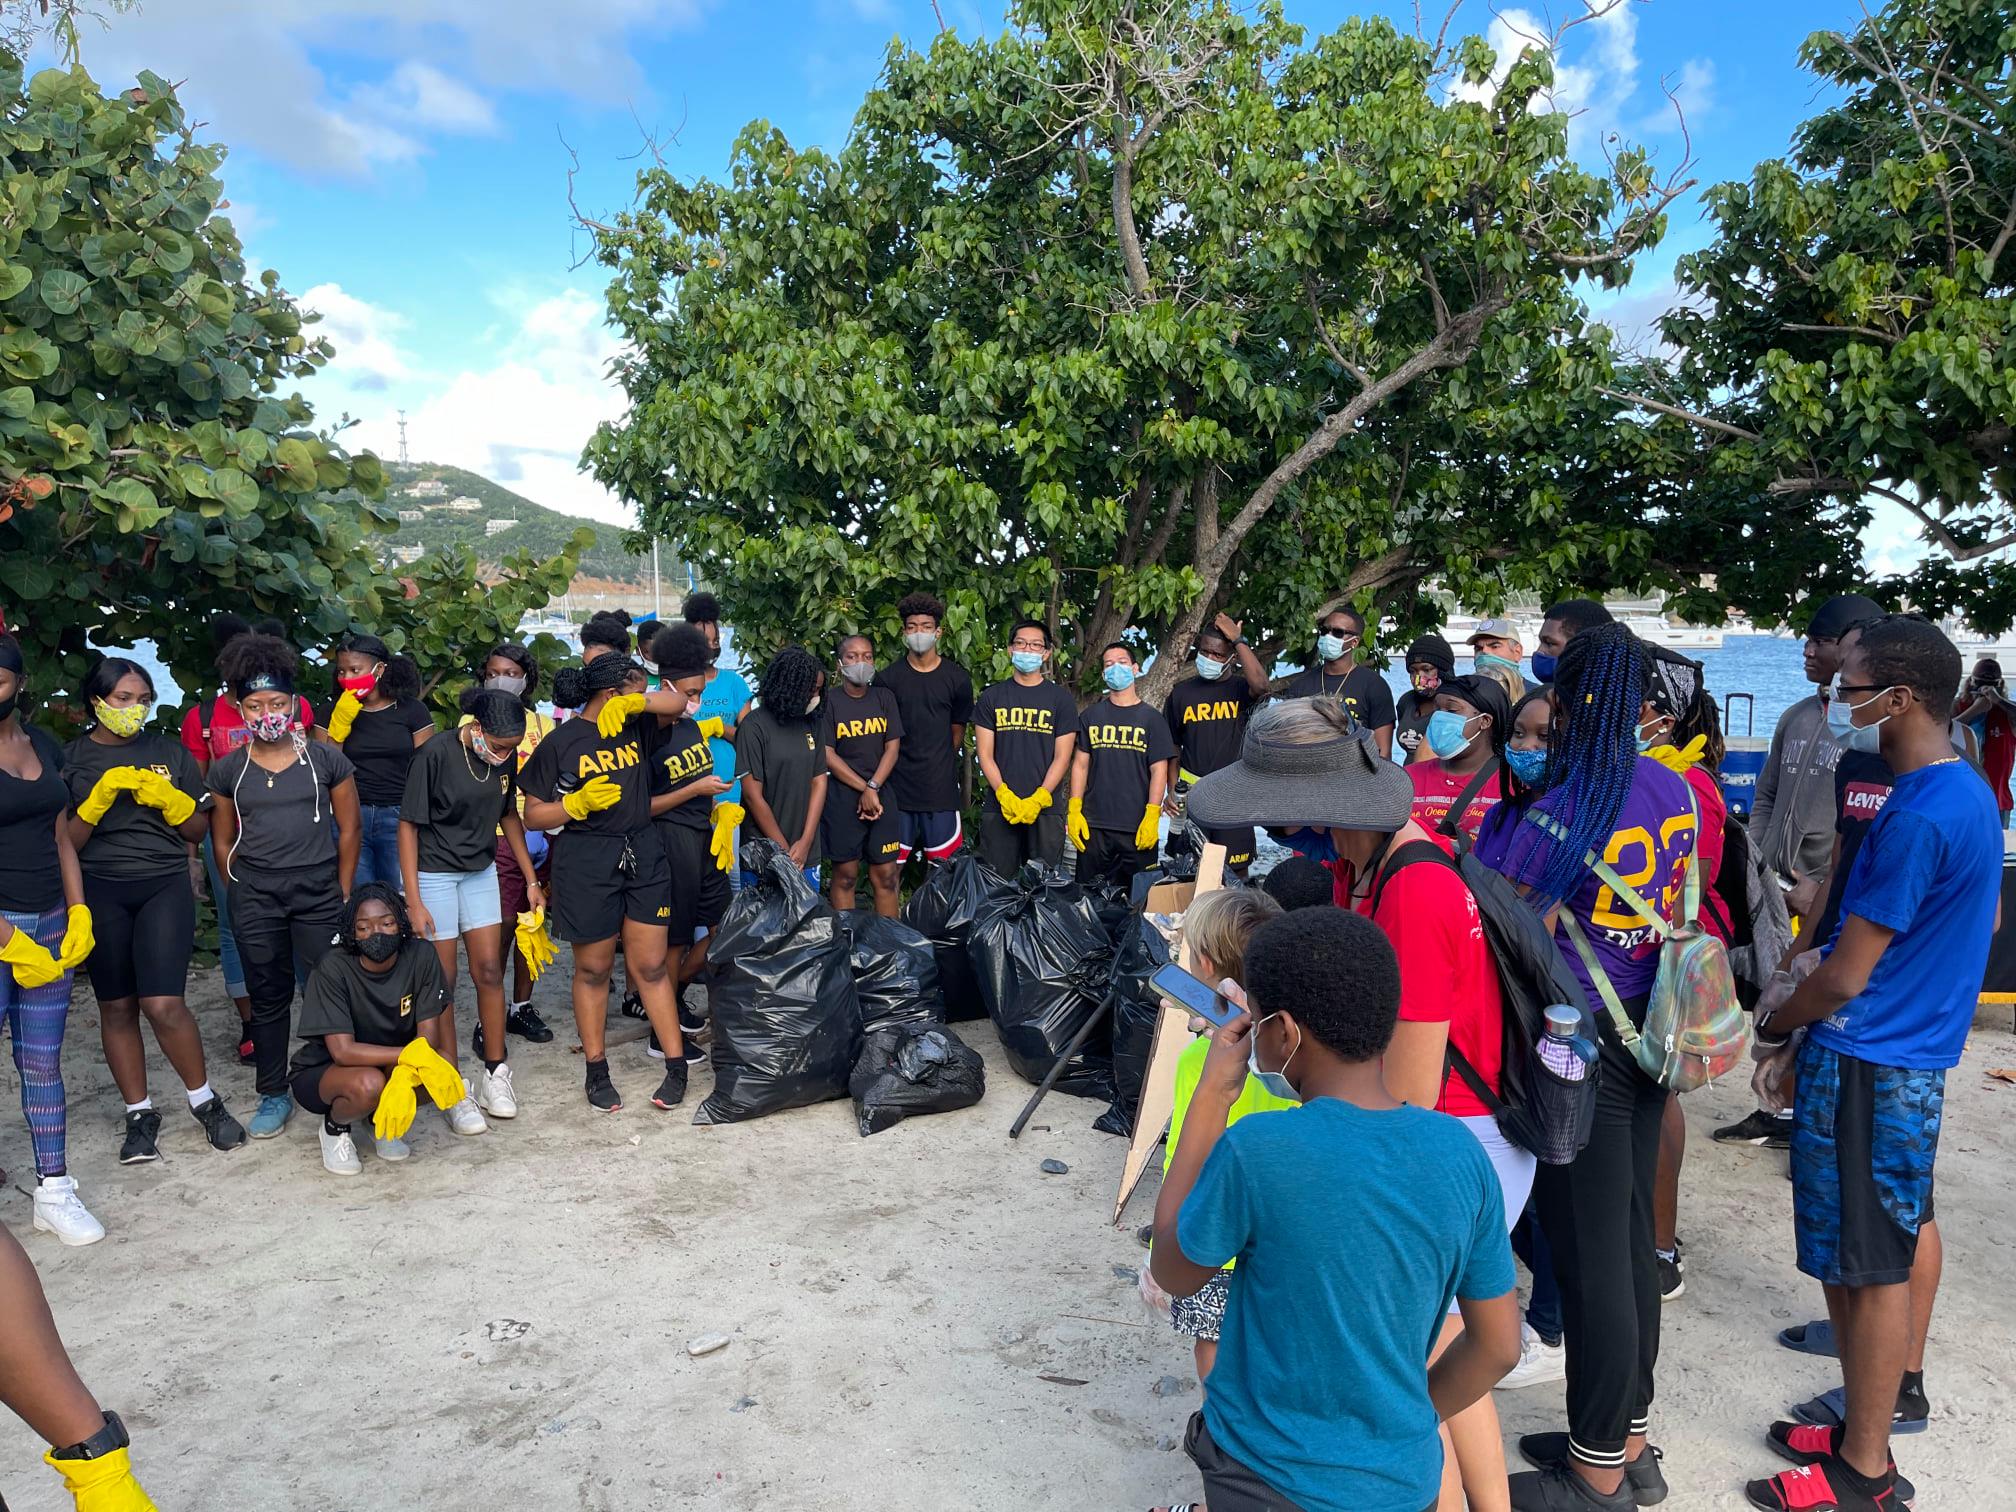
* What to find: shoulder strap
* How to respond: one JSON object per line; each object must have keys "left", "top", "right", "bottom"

{"left": 1438, "top": 757, "right": 1501, "bottom": 839}
{"left": 1444, "top": 1039, "right": 1505, "bottom": 1114}
{"left": 1369, "top": 838, "right": 1459, "bottom": 914}
{"left": 201, "top": 695, "right": 219, "bottom": 742}
{"left": 1557, "top": 909, "right": 1643, "bottom": 1048}
{"left": 1523, "top": 806, "right": 1679, "bottom": 940}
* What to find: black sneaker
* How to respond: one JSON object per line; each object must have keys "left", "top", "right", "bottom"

{"left": 1509, "top": 1465, "right": 1639, "bottom": 1511}
{"left": 678, "top": 983, "right": 709, "bottom": 1038}
{"left": 118, "top": 1109, "right": 162, "bottom": 1165}
{"left": 505, "top": 1002, "right": 554, "bottom": 1043}
{"left": 191, "top": 1096, "right": 247, "bottom": 1152}
{"left": 1713, "top": 1108, "right": 1793, "bottom": 1149}
{"left": 646, "top": 1026, "right": 706, "bottom": 1066}
{"left": 1658, "top": 1249, "right": 1686, "bottom": 1303}
{"left": 1520, "top": 1435, "right": 1668, "bottom": 1507}
{"left": 650, "top": 1061, "right": 689, "bottom": 1110}
{"left": 584, "top": 1058, "right": 622, "bottom": 1113}
{"left": 618, "top": 989, "right": 647, "bottom": 1021}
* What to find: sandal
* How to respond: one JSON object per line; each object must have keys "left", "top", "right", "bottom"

{"left": 1790, "top": 1384, "right": 1930, "bottom": 1434}
{"left": 1775, "top": 1318, "right": 1838, "bottom": 1357}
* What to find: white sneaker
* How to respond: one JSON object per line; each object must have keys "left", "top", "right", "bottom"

{"left": 476, "top": 1062, "right": 518, "bottom": 1120}
{"left": 32, "top": 1175, "right": 106, "bottom": 1246}
{"left": 444, "top": 1096, "right": 488, "bottom": 1136}
{"left": 374, "top": 1133, "right": 410, "bottom": 1163}
{"left": 1496, "top": 1322, "right": 1567, "bottom": 1389}
{"left": 319, "top": 1124, "right": 362, "bottom": 1176}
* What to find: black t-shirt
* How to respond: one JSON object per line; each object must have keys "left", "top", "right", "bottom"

{"left": 1166, "top": 676, "right": 1261, "bottom": 781}
{"left": 519, "top": 712, "right": 654, "bottom": 837}
{"left": 652, "top": 716, "right": 717, "bottom": 832}
{"left": 1281, "top": 663, "right": 1397, "bottom": 732}
{"left": 0, "top": 724, "right": 69, "bottom": 911}
{"left": 62, "top": 732, "right": 205, "bottom": 880}
{"left": 290, "top": 942, "right": 446, "bottom": 1076}
{"left": 822, "top": 686, "right": 905, "bottom": 782}
{"left": 210, "top": 740, "right": 355, "bottom": 874}
{"left": 974, "top": 677, "right": 1080, "bottom": 796}
{"left": 1815, "top": 750, "right": 1894, "bottom": 944}
{"left": 339, "top": 698, "right": 434, "bottom": 806}
{"left": 740, "top": 706, "right": 828, "bottom": 857}
{"left": 1077, "top": 697, "right": 1176, "bottom": 830}
{"left": 401, "top": 731, "right": 517, "bottom": 874}
{"left": 1394, "top": 689, "right": 1435, "bottom": 762}
{"left": 874, "top": 657, "right": 973, "bottom": 812}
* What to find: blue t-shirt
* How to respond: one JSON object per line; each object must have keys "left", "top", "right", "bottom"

{"left": 1814, "top": 760, "right": 2001, "bottom": 1069}
{"left": 696, "top": 668, "right": 753, "bottom": 806}
{"left": 1177, "top": 1098, "right": 1514, "bottom": 1512}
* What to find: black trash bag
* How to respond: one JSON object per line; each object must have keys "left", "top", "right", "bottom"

{"left": 842, "top": 911, "right": 946, "bottom": 1033}
{"left": 848, "top": 1024, "right": 987, "bottom": 1136}
{"left": 968, "top": 869, "right": 1116, "bottom": 1098}
{"left": 901, "top": 852, "right": 1010, "bottom": 1022}
{"left": 1094, "top": 912, "right": 1174, "bottom": 1136}
{"left": 695, "top": 839, "right": 862, "bottom": 1125}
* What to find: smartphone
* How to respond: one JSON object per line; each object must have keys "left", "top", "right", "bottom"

{"left": 1150, "top": 962, "right": 1241, "bottom": 1028}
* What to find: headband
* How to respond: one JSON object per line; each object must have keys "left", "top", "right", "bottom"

{"left": 235, "top": 670, "right": 295, "bottom": 697}
{"left": 0, "top": 641, "right": 22, "bottom": 674}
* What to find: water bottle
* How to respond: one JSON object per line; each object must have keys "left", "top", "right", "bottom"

{"left": 1539, "top": 1004, "right": 1588, "bottom": 1082}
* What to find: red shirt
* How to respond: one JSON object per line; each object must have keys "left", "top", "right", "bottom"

{"left": 180, "top": 694, "right": 317, "bottom": 763}
{"left": 1407, "top": 760, "right": 1502, "bottom": 839}
{"left": 1357, "top": 831, "right": 1506, "bottom": 1118}
{"left": 1683, "top": 763, "right": 1732, "bottom": 943}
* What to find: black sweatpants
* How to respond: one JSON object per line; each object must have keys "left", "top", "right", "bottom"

{"left": 975, "top": 794, "right": 1065, "bottom": 878}
{"left": 1532, "top": 1011, "right": 1667, "bottom": 1467}
{"left": 1075, "top": 826, "right": 1155, "bottom": 890}
{"left": 230, "top": 864, "right": 343, "bottom": 1097}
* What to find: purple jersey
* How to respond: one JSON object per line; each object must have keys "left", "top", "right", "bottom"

{"left": 1474, "top": 756, "right": 1698, "bottom": 1007}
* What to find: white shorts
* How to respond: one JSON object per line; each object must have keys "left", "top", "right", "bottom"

{"left": 1449, "top": 1113, "right": 1537, "bottom": 1316}
{"left": 416, "top": 864, "right": 503, "bottom": 941}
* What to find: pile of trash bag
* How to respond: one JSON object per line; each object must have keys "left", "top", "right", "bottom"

{"left": 901, "top": 853, "right": 1009, "bottom": 1022}
{"left": 1095, "top": 912, "right": 1175, "bottom": 1136}
{"left": 849, "top": 1024, "right": 986, "bottom": 1136}
{"left": 843, "top": 911, "right": 945, "bottom": 1034}
{"left": 695, "top": 840, "right": 862, "bottom": 1125}
{"left": 969, "top": 866, "right": 1116, "bottom": 1099}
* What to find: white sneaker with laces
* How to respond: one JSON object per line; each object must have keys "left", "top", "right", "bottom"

{"left": 444, "top": 1096, "right": 489, "bottom": 1136}
{"left": 374, "top": 1133, "right": 410, "bottom": 1163}
{"left": 476, "top": 1062, "right": 518, "bottom": 1119}
{"left": 319, "top": 1125, "right": 362, "bottom": 1176}
{"left": 1496, "top": 1322, "right": 1567, "bottom": 1389}
{"left": 32, "top": 1175, "right": 106, "bottom": 1246}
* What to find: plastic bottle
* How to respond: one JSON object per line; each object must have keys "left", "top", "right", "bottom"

{"left": 1539, "top": 1004, "right": 1588, "bottom": 1082}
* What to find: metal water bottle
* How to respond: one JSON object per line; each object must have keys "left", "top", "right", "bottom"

{"left": 1539, "top": 1004, "right": 1588, "bottom": 1082}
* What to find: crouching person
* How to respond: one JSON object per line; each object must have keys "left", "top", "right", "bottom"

{"left": 290, "top": 884, "right": 472, "bottom": 1175}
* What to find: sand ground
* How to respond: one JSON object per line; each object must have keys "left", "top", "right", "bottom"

{"left": 2, "top": 972, "right": 2013, "bottom": 1511}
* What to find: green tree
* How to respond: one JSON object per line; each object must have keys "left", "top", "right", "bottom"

{"left": 585, "top": 0, "right": 1691, "bottom": 701}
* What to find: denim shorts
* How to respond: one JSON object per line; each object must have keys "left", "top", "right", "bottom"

{"left": 415, "top": 865, "right": 503, "bottom": 941}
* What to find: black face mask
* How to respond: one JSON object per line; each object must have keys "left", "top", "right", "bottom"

{"left": 358, "top": 932, "right": 401, "bottom": 964}
{"left": 0, "top": 691, "right": 16, "bottom": 723}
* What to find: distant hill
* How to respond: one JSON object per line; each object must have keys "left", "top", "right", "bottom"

{"left": 374, "top": 462, "right": 671, "bottom": 588}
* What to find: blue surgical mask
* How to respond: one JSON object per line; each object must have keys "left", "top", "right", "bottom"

{"left": 1247, "top": 1013, "right": 1303, "bottom": 1103}
{"left": 1011, "top": 650, "right": 1045, "bottom": 675}
{"left": 1506, "top": 747, "right": 1548, "bottom": 786}
{"left": 1529, "top": 652, "right": 1557, "bottom": 683}
{"left": 1827, "top": 679, "right": 1892, "bottom": 754}
{"left": 1475, "top": 651, "right": 1523, "bottom": 681}
{"left": 1425, "top": 709, "right": 1480, "bottom": 759}
{"left": 1103, "top": 662, "right": 1136, "bottom": 692}
{"left": 1194, "top": 655, "right": 1227, "bottom": 682}
{"left": 1635, "top": 718, "right": 1664, "bottom": 753}
{"left": 1268, "top": 825, "right": 1338, "bottom": 864}
{"left": 1316, "top": 633, "right": 1349, "bottom": 663}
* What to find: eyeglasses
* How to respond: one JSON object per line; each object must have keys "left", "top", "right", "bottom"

{"left": 1317, "top": 624, "right": 1359, "bottom": 639}
{"left": 1833, "top": 682, "right": 1887, "bottom": 695}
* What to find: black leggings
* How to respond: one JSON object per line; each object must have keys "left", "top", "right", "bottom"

{"left": 81, "top": 870, "right": 195, "bottom": 1001}
{"left": 230, "top": 864, "right": 342, "bottom": 1097}
{"left": 1532, "top": 1013, "right": 1667, "bottom": 1466}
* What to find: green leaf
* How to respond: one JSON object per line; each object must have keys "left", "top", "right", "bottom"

{"left": 0, "top": 554, "right": 55, "bottom": 600}
{"left": 0, "top": 386, "right": 33, "bottom": 419}
{"left": 38, "top": 269, "right": 88, "bottom": 316}
{"left": 210, "top": 466, "right": 259, "bottom": 514}
{"left": 0, "top": 264, "right": 31, "bottom": 302}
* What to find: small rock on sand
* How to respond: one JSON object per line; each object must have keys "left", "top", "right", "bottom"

{"left": 686, "top": 1334, "right": 732, "bottom": 1357}
{"left": 1040, "top": 1158, "right": 1069, "bottom": 1175}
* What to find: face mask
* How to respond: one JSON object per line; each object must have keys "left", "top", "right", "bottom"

{"left": 904, "top": 631, "right": 938, "bottom": 655}
{"left": 1248, "top": 1013, "right": 1304, "bottom": 1104}
{"left": 1529, "top": 651, "right": 1558, "bottom": 683}
{"left": 1267, "top": 825, "right": 1338, "bottom": 864}
{"left": 357, "top": 931, "right": 401, "bottom": 964}
{"left": 1194, "top": 655, "right": 1227, "bottom": 682}
{"left": 1635, "top": 718, "right": 1665, "bottom": 754}
{"left": 0, "top": 691, "right": 14, "bottom": 723}
{"left": 1011, "top": 651, "right": 1044, "bottom": 675}
{"left": 1506, "top": 747, "right": 1548, "bottom": 786}
{"left": 1316, "top": 633, "right": 1349, "bottom": 662}
{"left": 806, "top": 695, "right": 823, "bottom": 717}
{"left": 248, "top": 709, "right": 293, "bottom": 743}
{"left": 94, "top": 699, "right": 149, "bottom": 737}
{"left": 1425, "top": 709, "right": 1480, "bottom": 759}
{"left": 471, "top": 732, "right": 513, "bottom": 767}
{"left": 841, "top": 662, "right": 875, "bottom": 687}
{"left": 1475, "top": 651, "right": 1522, "bottom": 681}
{"left": 337, "top": 672, "right": 378, "bottom": 695}
{"left": 484, "top": 673, "right": 528, "bottom": 698}
{"left": 1103, "top": 662, "right": 1136, "bottom": 693}
{"left": 1410, "top": 670, "right": 1441, "bottom": 693}
{"left": 1827, "top": 681, "right": 1894, "bottom": 754}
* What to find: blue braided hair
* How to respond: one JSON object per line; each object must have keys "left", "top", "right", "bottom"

{"left": 1513, "top": 620, "right": 1645, "bottom": 910}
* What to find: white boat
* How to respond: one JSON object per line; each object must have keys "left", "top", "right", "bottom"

{"left": 1621, "top": 615, "right": 1724, "bottom": 651}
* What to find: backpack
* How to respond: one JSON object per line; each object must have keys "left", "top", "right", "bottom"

{"left": 1373, "top": 836, "right": 1598, "bottom": 1165}
{"left": 1717, "top": 815, "right": 1794, "bottom": 1008}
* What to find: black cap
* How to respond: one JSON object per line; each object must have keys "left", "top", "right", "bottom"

{"left": 1808, "top": 594, "right": 1886, "bottom": 640}
{"left": 1404, "top": 634, "right": 1456, "bottom": 678}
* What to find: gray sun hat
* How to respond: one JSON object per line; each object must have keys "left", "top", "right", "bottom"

{"left": 1186, "top": 697, "right": 1414, "bottom": 834}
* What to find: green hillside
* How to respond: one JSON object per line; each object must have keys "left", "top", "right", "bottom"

{"left": 375, "top": 462, "right": 664, "bottom": 585}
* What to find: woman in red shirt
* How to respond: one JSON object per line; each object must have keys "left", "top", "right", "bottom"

{"left": 1406, "top": 673, "right": 1512, "bottom": 840}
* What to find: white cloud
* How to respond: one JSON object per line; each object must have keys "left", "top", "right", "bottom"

{"left": 350, "top": 60, "right": 498, "bottom": 135}
{"left": 302, "top": 283, "right": 415, "bottom": 390}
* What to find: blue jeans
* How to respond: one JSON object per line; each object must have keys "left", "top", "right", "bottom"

{"left": 201, "top": 835, "right": 246, "bottom": 999}
{"left": 354, "top": 803, "right": 403, "bottom": 890}
{"left": 1513, "top": 1202, "right": 1563, "bottom": 1343}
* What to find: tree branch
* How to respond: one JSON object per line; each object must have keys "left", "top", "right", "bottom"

{"left": 1304, "top": 273, "right": 1369, "bottom": 387}
{"left": 1598, "top": 385, "right": 1763, "bottom": 441}
{"left": 1765, "top": 476, "right": 2016, "bottom": 562}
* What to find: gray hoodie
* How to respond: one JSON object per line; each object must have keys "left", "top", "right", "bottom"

{"left": 1749, "top": 693, "right": 1841, "bottom": 884}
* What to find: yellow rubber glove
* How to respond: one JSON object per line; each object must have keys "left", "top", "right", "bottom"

{"left": 43, "top": 1445, "right": 159, "bottom": 1512}
{"left": 132, "top": 770, "right": 196, "bottom": 827}
{"left": 560, "top": 774, "right": 623, "bottom": 823}
{"left": 710, "top": 801, "right": 744, "bottom": 873}
{"left": 596, "top": 692, "right": 647, "bottom": 737}
{"left": 76, "top": 767, "right": 145, "bottom": 825}
{"left": 1134, "top": 802, "right": 1162, "bottom": 851}
{"left": 1029, "top": 788, "right": 1054, "bottom": 815}
{"left": 0, "top": 925, "right": 64, "bottom": 988}
{"left": 514, "top": 907, "right": 557, "bottom": 985}
{"left": 397, "top": 1037, "right": 468, "bottom": 1110}
{"left": 994, "top": 783, "right": 1027, "bottom": 825}
{"left": 1067, "top": 797, "right": 1090, "bottom": 850}
{"left": 1643, "top": 734, "right": 1710, "bottom": 775}
{"left": 325, "top": 688, "right": 362, "bottom": 743}
{"left": 697, "top": 715, "right": 726, "bottom": 740}
{"left": 373, "top": 1064, "right": 420, "bottom": 1141}
{"left": 56, "top": 905, "right": 94, "bottom": 971}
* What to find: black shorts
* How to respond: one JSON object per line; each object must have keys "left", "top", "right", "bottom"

{"left": 823, "top": 796, "right": 902, "bottom": 866}
{"left": 82, "top": 870, "right": 195, "bottom": 1000}
{"left": 289, "top": 1062, "right": 340, "bottom": 1116}
{"left": 547, "top": 828, "right": 672, "bottom": 945}
{"left": 659, "top": 822, "right": 731, "bottom": 938}
{"left": 897, "top": 809, "right": 963, "bottom": 862}
{"left": 1201, "top": 825, "right": 1256, "bottom": 872}
{"left": 1076, "top": 827, "right": 1156, "bottom": 888}
{"left": 1184, "top": 1412, "right": 1326, "bottom": 1512}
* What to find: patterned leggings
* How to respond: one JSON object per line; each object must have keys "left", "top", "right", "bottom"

{"left": 2, "top": 905, "right": 73, "bottom": 1178}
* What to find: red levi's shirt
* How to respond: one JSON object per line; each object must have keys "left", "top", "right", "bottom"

{"left": 1407, "top": 759, "right": 1502, "bottom": 840}
{"left": 1356, "top": 830, "right": 1506, "bottom": 1118}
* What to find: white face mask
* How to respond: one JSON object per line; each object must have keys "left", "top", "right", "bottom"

{"left": 806, "top": 695, "right": 823, "bottom": 717}
{"left": 1247, "top": 1013, "right": 1303, "bottom": 1103}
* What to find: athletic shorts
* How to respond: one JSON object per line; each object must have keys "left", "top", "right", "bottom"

{"left": 897, "top": 809, "right": 963, "bottom": 862}
{"left": 1172, "top": 1267, "right": 1232, "bottom": 1342}
{"left": 1184, "top": 1412, "right": 1343, "bottom": 1512}
{"left": 659, "top": 822, "right": 731, "bottom": 939}
{"left": 823, "top": 797, "right": 902, "bottom": 866}
{"left": 81, "top": 870, "right": 195, "bottom": 1000}
{"left": 1792, "top": 1037, "right": 1944, "bottom": 1287}
{"left": 415, "top": 865, "right": 502, "bottom": 941}
{"left": 495, "top": 836, "right": 552, "bottom": 920}
{"left": 1201, "top": 825, "right": 1256, "bottom": 872}
{"left": 289, "top": 1062, "right": 341, "bottom": 1117}
{"left": 547, "top": 828, "right": 672, "bottom": 945}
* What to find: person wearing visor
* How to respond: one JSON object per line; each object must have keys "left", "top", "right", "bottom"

{"left": 1408, "top": 673, "right": 1511, "bottom": 840}
{"left": 1396, "top": 633, "right": 1458, "bottom": 764}
{"left": 1068, "top": 644, "right": 1175, "bottom": 890}
{"left": 1281, "top": 602, "right": 1395, "bottom": 756}
{"left": 1165, "top": 613, "right": 1270, "bottom": 873}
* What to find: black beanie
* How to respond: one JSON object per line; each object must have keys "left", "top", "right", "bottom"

{"left": 1808, "top": 594, "right": 1887, "bottom": 640}
{"left": 1405, "top": 634, "right": 1456, "bottom": 679}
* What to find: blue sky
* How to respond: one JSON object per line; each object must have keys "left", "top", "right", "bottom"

{"left": 58, "top": 0, "right": 1908, "bottom": 565}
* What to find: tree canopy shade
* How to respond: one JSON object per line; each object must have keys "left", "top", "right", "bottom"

{"left": 585, "top": 0, "right": 1698, "bottom": 701}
